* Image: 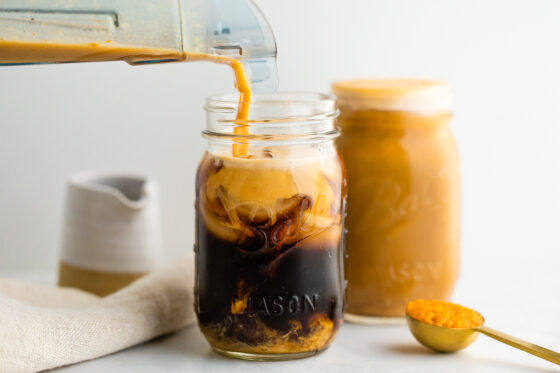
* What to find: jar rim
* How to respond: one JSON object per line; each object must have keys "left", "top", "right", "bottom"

{"left": 206, "top": 91, "right": 337, "bottom": 107}
{"left": 205, "top": 91, "right": 339, "bottom": 124}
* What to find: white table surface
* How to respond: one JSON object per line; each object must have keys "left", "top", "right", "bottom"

{"left": 54, "top": 322, "right": 558, "bottom": 373}
{"left": 4, "top": 257, "right": 560, "bottom": 373}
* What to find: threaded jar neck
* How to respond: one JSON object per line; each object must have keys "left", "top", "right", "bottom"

{"left": 204, "top": 92, "right": 339, "bottom": 145}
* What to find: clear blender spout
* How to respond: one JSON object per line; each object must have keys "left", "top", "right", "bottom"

{"left": 0, "top": 0, "right": 278, "bottom": 92}
{"left": 180, "top": 0, "right": 278, "bottom": 92}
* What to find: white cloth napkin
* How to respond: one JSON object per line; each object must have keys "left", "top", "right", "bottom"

{"left": 0, "top": 256, "right": 196, "bottom": 373}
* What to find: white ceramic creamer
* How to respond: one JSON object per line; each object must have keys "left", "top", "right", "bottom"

{"left": 58, "top": 171, "right": 161, "bottom": 296}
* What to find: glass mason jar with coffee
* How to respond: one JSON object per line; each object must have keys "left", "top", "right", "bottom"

{"left": 194, "top": 92, "right": 346, "bottom": 360}
{"left": 333, "top": 79, "right": 460, "bottom": 323}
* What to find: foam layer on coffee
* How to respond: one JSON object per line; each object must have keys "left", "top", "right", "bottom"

{"left": 197, "top": 151, "right": 343, "bottom": 247}
{"left": 333, "top": 78, "right": 451, "bottom": 114}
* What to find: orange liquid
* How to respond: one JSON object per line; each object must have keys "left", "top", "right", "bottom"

{"left": 337, "top": 110, "right": 460, "bottom": 317}
{"left": 333, "top": 79, "right": 460, "bottom": 318}
{"left": 0, "top": 38, "right": 251, "bottom": 157}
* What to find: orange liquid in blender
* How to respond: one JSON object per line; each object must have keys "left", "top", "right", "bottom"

{"left": 0, "top": 38, "right": 252, "bottom": 157}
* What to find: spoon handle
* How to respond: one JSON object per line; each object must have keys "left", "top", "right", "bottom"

{"left": 475, "top": 326, "right": 560, "bottom": 365}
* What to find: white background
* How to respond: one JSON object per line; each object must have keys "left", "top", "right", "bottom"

{"left": 1, "top": 1, "right": 560, "bottom": 370}
{"left": 1, "top": 0, "right": 560, "bottom": 282}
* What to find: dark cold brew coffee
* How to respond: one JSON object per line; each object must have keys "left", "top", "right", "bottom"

{"left": 195, "top": 150, "right": 346, "bottom": 357}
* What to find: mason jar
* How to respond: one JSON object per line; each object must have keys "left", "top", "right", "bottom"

{"left": 333, "top": 79, "right": 460, "bottom": 323}
{"left": 194, "top": 92, "right": 346, "bottom": 360}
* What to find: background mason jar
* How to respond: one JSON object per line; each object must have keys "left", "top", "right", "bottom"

{"left": 334, "top": 79, "right": 460, "bottom": 324}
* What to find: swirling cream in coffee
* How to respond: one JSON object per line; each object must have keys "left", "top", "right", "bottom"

{"left": 195, "top": 147, "right": 346, "bottom": 355}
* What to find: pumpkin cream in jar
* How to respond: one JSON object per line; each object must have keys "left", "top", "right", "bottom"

{"left": 333, "top": 79, "right": 460, "bottom": 323}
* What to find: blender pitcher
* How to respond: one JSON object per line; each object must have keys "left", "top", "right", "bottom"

{"left": 0, "top": 0, "right": 277, "bottom": 91}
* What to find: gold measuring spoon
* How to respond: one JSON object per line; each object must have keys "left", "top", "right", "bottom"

{"left": 406, "top": 302, "right": 560, "bottom": 365}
